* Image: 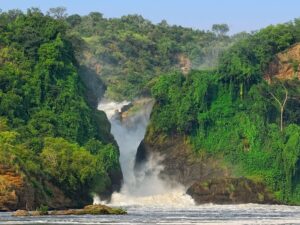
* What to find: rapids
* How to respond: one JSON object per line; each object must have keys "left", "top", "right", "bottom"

{"left": 2, "top": 204, "right": 300, "bottom": 224}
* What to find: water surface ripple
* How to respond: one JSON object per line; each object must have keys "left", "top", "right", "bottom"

{"left": 1, "top": 204, "right": 300, "bottom": 225}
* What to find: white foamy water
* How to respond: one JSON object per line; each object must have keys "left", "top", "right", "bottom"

{"left": 98, "top": 100, "right": 131, "bottom": 119}
{"left": 97, "top": 99, "right": 194, "bottom": 207}
{"left": 2, "top": 204, "right": 300, "bottom": 224}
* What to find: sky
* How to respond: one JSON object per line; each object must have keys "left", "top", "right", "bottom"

{"left": 1, "top": 0, "right": 300, "bottom": 34}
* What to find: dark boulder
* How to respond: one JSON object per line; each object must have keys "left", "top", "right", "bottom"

{"left": 186, "top": 178, "right": 277, "bottom": 204}
{"left": 135, "top": 134, "right": 228, "bottom": 187}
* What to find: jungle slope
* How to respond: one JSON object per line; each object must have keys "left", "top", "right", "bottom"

{"left": 66, "top": 13, "right": 236, "bottom": 100}
{"left": 0, "top": 10, "right": 122, "bottom": 210}
{"left": 137, "top": 21, "right": 300, "bottom": 205}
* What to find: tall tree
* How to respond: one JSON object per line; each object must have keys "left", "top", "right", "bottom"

{"left": 268, "top": 83, "right": 289, "bottom": 132}
{"left": 47, "top": 7, "right": 68, "bottom": 19}
{"left": 212, "top": 24, "right": 229, "bottom": 36}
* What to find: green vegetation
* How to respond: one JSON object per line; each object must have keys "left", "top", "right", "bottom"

{"left": 66, "top": 12, "right": 236, "bottom": 100}
{"left": 150, "top": 21, "right": 300, "bottom": 204}
{"left": 36, "top": 205, "right": 49, "bottom": 215}
{"left": 0, "top": 9, "right": 121, "bottom": 203}
{"left": 1, "top": 7, "right": 300, "bottom": 206}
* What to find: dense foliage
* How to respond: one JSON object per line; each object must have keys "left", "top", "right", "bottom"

{"left": 150, "top": 21, "right": 300, "bottom": 204}
{"left": 66, "top": 12, "right": 236, "bottom": 100}
{"left": 1, "top": 7, "right": 300, "bottom": 206}
{"left": 0, "top": 9, "right": 121, "bottom": 203}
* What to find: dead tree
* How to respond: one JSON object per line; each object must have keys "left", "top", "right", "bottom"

{"left": 269, "top": 84, "right": 288, "bottom": 132}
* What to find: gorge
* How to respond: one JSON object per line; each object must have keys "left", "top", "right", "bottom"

{"left": 0, "top": 6, "right": 300, "bottom": 225}
{"left": 97, "top": 99, "right": 195, "bottom": 207}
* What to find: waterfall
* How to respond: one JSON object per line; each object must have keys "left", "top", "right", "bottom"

{"left": 96, "top": 99, "right": 194, "bottom": 207}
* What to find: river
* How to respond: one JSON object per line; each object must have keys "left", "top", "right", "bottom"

{"left": 1, "top": 204, "right": 300, "bottom": 224}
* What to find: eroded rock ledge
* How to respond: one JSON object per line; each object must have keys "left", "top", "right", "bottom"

{"left": 186, "top": 178, "right": 277, "bottom": 205}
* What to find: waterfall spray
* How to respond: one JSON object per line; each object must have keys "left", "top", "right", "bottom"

{"left": 97, "top": 99, "right": 194, "bottom": 207}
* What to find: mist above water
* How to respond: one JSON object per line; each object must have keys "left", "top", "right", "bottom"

{"left": 97, "top": 99, "right": 194, "bottom": 207}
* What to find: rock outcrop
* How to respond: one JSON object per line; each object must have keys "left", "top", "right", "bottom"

{"left": 0, "top": 165, "right": 34, "bottom": 211}
{"left": 119, "top": 98, "right": 154, "bottom": 124}
{"left": 0, "top": 164, "right": 90, "bottom": 211}
{"left": 265, "top": 43, "right": 300, "bottom": 82}
{"left": 186, "top": 178, "right": 276, "bottom": 204}
{"left": 136, "top": 130, "right": 276, "bottom": 204}
{"left": 135, "top": 134, "right": 229, "bottom": 187}
{"left": 178, "top": 54, "right": 192, "bottom": 75}
{"left": 13, "top": 204, "right": 127, "bottom": 216}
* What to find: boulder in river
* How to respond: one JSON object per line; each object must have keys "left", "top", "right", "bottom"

{"left": 12, "top": 204, "right": 127, "bottom": 216}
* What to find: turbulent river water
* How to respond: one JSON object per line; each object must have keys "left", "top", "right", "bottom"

{"left": 2, "top": 204, "right": 300, "bottom": 224}
{"left": 2, "top": 100, "right": 300, "bottom": 224}
{"left": 96, "top": 99, "right": 193, "bottom": 207}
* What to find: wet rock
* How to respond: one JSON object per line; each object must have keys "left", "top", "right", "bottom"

{"left": 30, "top": 210, "right": 48, "bottom": 216}
{"left": 77, "top": 204, "right": 126, "bottom": 215}
{"left": 120, "top": 98, "right": 154, "bottom": 124}
{"left": 12, "top": 205, "right": 127, "bottom": 216}
{"left": 12, "top": 210, "right": 30, "bottom": 216}
{"left": 120, "top": 102, "right": 133, "bottom": 114}
{"left": 186, "top": 178, "right": 277, "bottom": 204}
{"left": 135, "top": 134, "right": 229, "bottom": 187}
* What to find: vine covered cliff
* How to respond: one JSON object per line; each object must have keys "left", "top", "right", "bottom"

{"left": 138, "top": 21, "right": 300, "bottom": 204}
{"left": 0, "top": 10, "right": 122, "bottom": 210}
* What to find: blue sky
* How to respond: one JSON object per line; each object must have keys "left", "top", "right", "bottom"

{"left": 1, "top": 0, "right": 300, "bottom": 34}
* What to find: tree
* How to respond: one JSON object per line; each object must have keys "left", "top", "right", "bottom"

{"left": 66, "top": 14, "right": 82, "bottom": 27}
{"left": 27, "top": 7, "right": 43, "bottom": 16}
{"left": 212, "top": 24, "right": 229, "bottom": 36}
{"left": 89, "top": 12, "right": 103, "bottom": 23}
{"left": 47, "top": 7, "right": 68, "bottom": 19}
{"left": 41, "top": 137, "right": 98, "bottom": 191}
{"left": 159, "top": 19, "right": 169, "bottom": 28}
{"left": 6, "top": 9, "right": 23, "bottom": 20}
{"left": 268, "top": 83, "right": 289, "bottom": 132}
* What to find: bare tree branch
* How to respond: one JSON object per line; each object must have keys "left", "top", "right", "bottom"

{"left": 268, "top": 83, "right": 289, "bottom": 132}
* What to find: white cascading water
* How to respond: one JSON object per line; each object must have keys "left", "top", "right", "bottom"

{"left": 96, "top": 99, "right": 194, "bottom": 207}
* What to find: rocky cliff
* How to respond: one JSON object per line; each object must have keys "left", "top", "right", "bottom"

{"left": 135, "top": 134, "right": 229, "bottom": 187}
{"left": 187, "top": 178, "right": 276, "bottom": 205}
{"left": 136, "top": 131, "right": 277, "bottom": 204}
{"left": 0, "top": 165, "right": 86, "bottom": 211}
{"left": 0, "top": 165, "right": 33, "bottom": 211}
{"left": 265, "top": 43, "right": 300, "bottom": 82}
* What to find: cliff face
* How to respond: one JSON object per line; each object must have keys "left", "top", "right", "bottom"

{"left": 135, "top": 133, "right": 229, "bottom": 187}
{"left": 0, "top": 165, "right": 34, "bottom": 211}
{"left": 187, "top": 178, "right": 276, "bottom": 205}
{"left": 135, "top": 44, "right": 300, "bottom": 204}
{"left": 265, "top": 43, "right": 300, "bottom": 82}
{"left": 0, "top": 165, "right": 89, "bottom": 211}
{"left": 136, "top": 131, "right": 277, "bottom": 204}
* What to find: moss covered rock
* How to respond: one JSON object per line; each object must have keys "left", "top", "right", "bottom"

{"left": 13, "top": 204, "right": 127, "bottom": 216}
{"left": 186, "top": 178, "right": 277, "bottom": 204}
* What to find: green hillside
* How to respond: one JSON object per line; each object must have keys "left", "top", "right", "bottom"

{"left": 0, "top": 9, "right": 121, "bottom": 208}
{"left": 149, "top": 21, "right": 300, "bottom": 204}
